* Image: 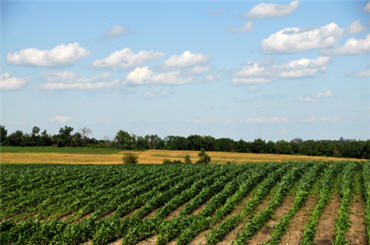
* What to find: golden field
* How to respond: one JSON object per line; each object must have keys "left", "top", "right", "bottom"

{"left": 0, "top": 149, "right": 364, "bottom": 164}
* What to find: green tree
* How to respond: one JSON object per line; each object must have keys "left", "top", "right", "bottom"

{"left": 0, "top": 125, "right": 7, "bottom": 145}
{"left": 122, "top": 153, "right": 138, "bottom": 164}
{"left": 184, "top": 154, "right": 192, "bottom": 164}
{"left": 115, "top": 130, "right": 135, "bottom": 149}
{"left": 197, "top": 148, "right": 211, "bottom": 164}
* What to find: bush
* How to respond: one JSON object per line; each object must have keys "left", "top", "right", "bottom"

{"left": 163, "top": 159, "right": 173, "bottom": 164}
{"left": 184, "top": 154, "right": 192, "bottom": 164}
{"left": 122, "top": 153, "right": 138, "bottom": 164}
{"left": 197, "top": 148, "right": 211, "bottom": 164}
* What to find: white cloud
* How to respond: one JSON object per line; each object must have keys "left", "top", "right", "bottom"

{"left": 245, "top": 0, "right": 299, "bottom": 19}
{"left": 333, "top": 34, "right": 370, "bottom": 55}
{"left": 103, "top": 26, "right": 129, "bottom": 38}
{"left": 232, "top": 56, "right": 331, "bottom": 84}
{"left": 0, "top": 72, "right": 27, "bottom": 90}
{"left": 7, "top": 43, "right": 90, "bottom": 67}
{"left": 347, "top": 20, "right": 364, "bottom": 34}
{"left": 93, "top": 48, "right": 165, "bottom": 70}
{"left": 51, "top": 115, "right": 72, "bottom": 123}
{"left": 357, "top": 68, "right": 370, "bottom": 77}
{"left": 300, "top": 90, "right": 334, "bottom": 102}
{"left": 125, "top": 66, "right": 192, "bottom": 85}
{"left": 227, "top": 21, "right": 253, "bottom": 34}
{"left": 189, "top": 65, "right": 211, "bottom": 75}
{"left": 231, "top": 77, "right": 272, "bottom": 85}
{"left": 304, "top": 116, "right": 328, "bottom": 122}
{"left": 245, "top": 117, "right": 288, "bottom": 124}
{"left": 41, "top": 80, "right": 119, "bottom": 90}
{"left": 144, "top": 89, "right": 169, "bottom": 98}
{"left": 45, "top": 71, "right": 110, "bottom": 83}
{"left": 261, "top": 22, "right": 343, "bottom": 53}
{"left": 163, "top": 50, "right": 209, "bottom": 68}
{"left": 364, "top": 2, "right": 370, "bottom": 13}
{"left": 41, "top": 71, "right": 118, "bottom": 90}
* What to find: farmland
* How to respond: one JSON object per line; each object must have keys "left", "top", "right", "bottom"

{"left": 1, "top": 161, "right": 369, "bottom": 244}
{"left": 0, "top": 146, "right": 365, "bottom": 164}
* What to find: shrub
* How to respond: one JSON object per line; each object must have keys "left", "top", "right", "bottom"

{"left": 184, "top": 154, "right": 192, "bottom": 164}
{"left": 122, "top": 153, "right": 138, "bottom": 164}
{"left": 163, "top": 159, "right": 173, "bottom": 164}
{"left": 197, "top": 148, "right": 211, "bottom": 164}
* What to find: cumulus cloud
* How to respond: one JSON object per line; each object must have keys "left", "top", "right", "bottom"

{"left": 261, "top": 22, "right": 343, "bottom": 53}
{"left": 41, "top": 71, "right": 118, "bottom": 90}
{"left": 347, "top": 20, "right": 364, "bottom": 34}
{"left": 232, "top": 56, "right": 331, "bottom": 84}
{"left": 7, "top": 43, "right": 90, "bottom": 67}
{"left": 227, "top": 21, "right": 253, "bottom": 34}
{"left": 364, "top": 2, "right": 370, "bottom": 13}
{"left": 300, "top": 90, "right": 334, "bottom": 102}
{"left": 333, "top": 34, "right": 370, "bottom": 55}
{"left": 51, "top": 115, "right": 72, "bottom": 123}
{"left": 102, "top": 26, "right": 129, "bottom": 38}
{"left": 357, "top": 68, "right": 370, "bottom": 77}
{"left": 93, "top": 48, "right": 165, "bottom": 70}
{"left": 245, "top": 117, "right": 288, "bottom": 124}
{"left": 0, "top": 72, "right": 27, "bottom": 90}
{"left": 189, "top": 65, "right": 211, "bottom": 75}
{"left": 163, "top": 50, "right": 209, "bottom": 68}
{"left": 125, "top": 66, "right": 192, "bottom": 85}
{"left": 231, "top": 77, "right": 272, "bottom": 85}
{"left": 245, "top": 0, "right": 299, "bottom": 19}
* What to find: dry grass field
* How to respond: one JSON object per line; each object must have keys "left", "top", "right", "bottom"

{"left": 0, "top": 149, "right": 364, "bottom": 164}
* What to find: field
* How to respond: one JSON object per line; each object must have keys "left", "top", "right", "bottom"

{"left": 1, "top": 162, "right": 369, "bottom": 245}
{"left": 0, "top": 146, "right": 364, "bottom": 164}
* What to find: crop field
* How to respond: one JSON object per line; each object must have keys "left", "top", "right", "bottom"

{"left": 1, "top": 162, "right": 369, "bottom": 245}
{"left": 0, "top": 147, "right": 364, "bottom": 164}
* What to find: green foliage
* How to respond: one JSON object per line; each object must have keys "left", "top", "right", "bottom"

{"left": 122, "top": 153, "right": 138, "bottom": 164}
{"left": 184, "top": 154, "right": 192, "bottom": 164}
{"left": 162, "top": 159, "right": 173, "bottom": 164}
{"left": 197, "top": 148, "right": 211, "bottom": 164}
{"left": 0, "top": 162, "right": 368, "bottom": 245}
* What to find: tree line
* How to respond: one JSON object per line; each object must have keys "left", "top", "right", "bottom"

{"left": 0, "top": 125, "right": 369, "bottom": 159}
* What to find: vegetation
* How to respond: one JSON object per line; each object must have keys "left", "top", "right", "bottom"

{"left": 0, "top": 161, "right": 368, "bottom": 244}
{"left": 1, "top": 125, "right": 369, "bottom": 159}
{"left": 122, "top": 153, "right": 138, "bottom": 164}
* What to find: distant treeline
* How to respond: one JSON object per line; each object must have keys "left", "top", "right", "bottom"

{"left": 0, "top": 125, "right": 369, "bottom": 159}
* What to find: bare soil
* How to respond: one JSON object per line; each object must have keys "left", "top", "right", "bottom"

{"left": 280, "top": 192, "right": 318, "bottom": 245}
{"left": 313, "top": 192, "right": 341, "bottom": 245}
{"left": 135, "top": 235, "right": 158, "bottom": 245}
{"left": 346, "top": 195, "right": 367, "bottom": 245}
{"left": 216, "top": 193, "right": 273, "bottom": 245}
{"left": 248, "top": 194, "right": 295, "bottom": 244}
{"left": 166, "top": 201, "right": 189, "bottom": 220}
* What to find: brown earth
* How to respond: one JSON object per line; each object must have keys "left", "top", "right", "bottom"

{"left": 346, "top": 195, "right": 367, "bottom": 245}
{"left": 280, "top": 192, "right": 318, "bottom": 245}
{"left": 313, "top": 192, "right": 341, "bottom": 245}
{"left": 248, "top": 195, "right": 295, "bottom": 244}
{"left": 216, "top": 192, "right": 273, "bottom": 245}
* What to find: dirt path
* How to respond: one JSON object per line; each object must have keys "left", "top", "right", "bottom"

{"left": 346, "top": 194, "right": 367, "bottom": 245}
{"left": 216, "top": 193, "right": 273, "bottom": 245}
{"left": 135, "top": 235, "right": 158, "bottom": 245}
{"left": 313, "top": 192, "right": 341, "bottom": 245}
{"left": 248, "top": 194, "right": 295, "bottom": 244}
{"left": 166, "top": 201, "right": 189, "bottom": 220}
{"left": 192, "top": 201, "right": 209, "bottom": 215}
{"left": 280, "top": 192, "right": 318, "bottom": 245}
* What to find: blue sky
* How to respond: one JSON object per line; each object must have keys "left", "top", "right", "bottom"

{"left": 1, "top": 0, "right": 369, "bottom": 141}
